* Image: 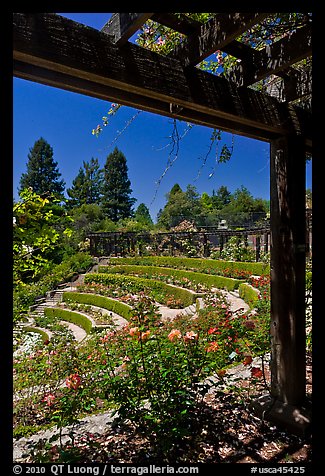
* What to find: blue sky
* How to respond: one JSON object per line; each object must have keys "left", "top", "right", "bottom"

{"left": 13, "top": 13, "right": 312, "bottom": 222}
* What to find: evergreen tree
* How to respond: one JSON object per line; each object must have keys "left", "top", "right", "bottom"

{"left": 67, "top": 167, "right": 86, "bottom": 208}
{"left": 101, "top": 147, "right": 136, "bottom": 222}
{"left": 134, "top": 203, "right": 153, "bottom": 226}
{"left": 67, "top": 158, "right": 103, "bottom": 208}
{"left": 211, "top": 186, "right": 232, "bottom": 209}
{"left": 19, "top": 137, "right": 65, "bottom": 199}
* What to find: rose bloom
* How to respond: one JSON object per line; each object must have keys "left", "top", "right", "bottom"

{"left": 183, "top": 331, "right": 198, "bottom": 343}
{"left": 217, "top": 369, "right": 226, "bottom": 377}
{"left": 65, "top": 373, "right": 81, "bottom": 390}
{"left": 129, "top": 327, "right": 140, "bottom": 337}
{"left": 244, "top": 320, "right": 256, "bottom": 330}
{"left": 140, "top": 330, "right": 151, "bottom": 342}
{"left": 206, "top": 341, "right": 219, "bottom": 352}
{"left": 168, "top": 329, "right": 182, "bottom": 342}
{"left": 251, "top": 367, "right": 263, "bottom": 378}
{"left": 100, "top": 332, "right": 115, "bottom": 342}
{"left": 243, "top": 355, "right": 253, "bottom": 366}
{"left": 42, "top": 393, "right": 56, "bottom": 406}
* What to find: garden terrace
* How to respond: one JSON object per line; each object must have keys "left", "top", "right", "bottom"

{"left": 98, "top": 264, "right": 243, "bottom": 292}
{"left": 62, "top": 291, "right": 133, "bottom": 322}
{"left": 106, "top": 256, "right": 270, "bottom": 277}
{"left": 13, "top": 11, "right": 312, "bottom": 436}
{"left": 83, "top": 273, "right": 202, "bottom": 308}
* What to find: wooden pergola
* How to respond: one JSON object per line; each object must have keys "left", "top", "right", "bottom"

{"left": 13, "top": 12, "right": 312, "bottom": 434}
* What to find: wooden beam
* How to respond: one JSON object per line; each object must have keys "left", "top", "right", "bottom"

{"left": 151, "top": 13, "right": 201, "bottom": 35}
{"left": 169, "top": 12, "right": 270, "bottom": 67}
{"left": 14, "top": 60, "right": 283, "bottom": 142}
{"left": 226, "top": 24, "right": 312, "bottom": 86}
{"left": 264, "top": 69, "right": 312, "bottom": 103}
{"left": 101, "top": 13, "right": 154, "bottom": 45}
{"left": 13, "top": 13, "right": 311, "bottom": 147}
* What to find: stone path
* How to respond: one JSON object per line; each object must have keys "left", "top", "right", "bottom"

{"left": 219, "top": 289, "right": 250, "bottom": 314}
{"left": 59, "top": 321, "right": 87, "bottom": 342}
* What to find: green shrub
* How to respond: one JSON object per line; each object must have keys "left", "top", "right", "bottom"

{"left": 238, "top": 283, "right": 260, "bottom": 308}
{"left": 14, "top": 253, "right": 95, "bottom": 324}
{"left": 98, "top": 265, "right": 241, "bottom": 292}
{"left": 23, "top": 326, "right": 50, "bottom": 342}
{"left": 44, "top": 307, "right": 93, "bottom": 334}
{"left": 84, "top": 273, "right": 199, "bottom": 308}
{"left": 63, "top": 292, "right": 133, "bottom": 320}
{"left": 108, "top": 256, "right": 269, "bottom": 277}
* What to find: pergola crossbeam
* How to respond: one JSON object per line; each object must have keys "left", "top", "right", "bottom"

{"left": 13, "top": 13, "right": 311, "bottom": 148}
{"left": 151, "top": 13, "right": 201, "bottom": 35}
{"left": 225, "top": 24, "right": 312, "bottom": 87}
{"left": 101, "top": 13, "right": 154, "bottom": 45}
{"left": 169, "top": 12, "right": 270, "bottom": 67}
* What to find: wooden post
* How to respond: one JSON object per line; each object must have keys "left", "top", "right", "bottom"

{"left": 264, "top": 232, "right": 269, "bottom": 254}
{"left": 219, "top": 235, "right": 224, "bottom": 257}
{"left": 255, "top": 235, "right": 261, "bottom": 262}
{"left": 252, "top": 133, "right": 310, "bottom": 435}
{"left": 269, "top": 134, "right": 306, "bottom": 406}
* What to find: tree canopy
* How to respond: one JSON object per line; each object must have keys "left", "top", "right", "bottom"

{"left": 66, "top": 158, "right": 103, "bottom": 208}
{"left": 101, "top": 147, "right": 136, "bottom": 222}
{"left": 19, "top": 137, "right": 65, "bottom": 199}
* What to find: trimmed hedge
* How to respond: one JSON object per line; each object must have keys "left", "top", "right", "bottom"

{"left": 44, "top": 307, "right": 93, "bottom": 334}
{"left": 238, "top": 283, "right": 260, "bottom": 309}
{"left": 107, "top": 256, "right": 269, "bottom": 277}
{"left": 63, "top": 292, "right": 133, "bottom": 320}
{"left": 84, "top": 273, "right": 200, "bottom": 308}
{"left": 98, "top": 265, "right": 241, "bottom": 292}
{"left": 23, "top": 326, "right": 50, "bottom": 342}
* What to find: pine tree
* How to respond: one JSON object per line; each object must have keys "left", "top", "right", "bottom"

{"left": 19, "top": 137, "right": 65, "bottom": 199}
{"left": 67, "top": 167, "right": 86, "bottom": 208}
{"left": 134, "top": 203, "right": 153, "bottom": 226}
{"left": 67, "top": 158, "right": 103, "bottom": 208}
{"left": 101, "top": 147, "right": 136, "bottom": 222}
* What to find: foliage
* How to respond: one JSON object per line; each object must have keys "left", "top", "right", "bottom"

{"left": 66, "top": 158, "right": 103, "bottom": 208}
{"left": 14, "top": 281, "right": 272, "bottom": 459}
{"left": 63, "top": 292, "right": 133, "bottom": 321}
{"left": 19, "top": 137, "right": 65, "bottom": 199}
{"left": 68, "top": 203, "right": 112, "bottom": 245}
{"left": 99, "top": 264, "right": 241, "bottom": 293}
{"left": 217, "top": 236, "right": 256, "bottom": 262}
{"left": 44, "top": 308, "right": 93, "bottom": 334}
{"left": 238, "top": 283, "right": 260, "bottom": 309}
{"left": 13, "top": 252, "right": 94, "bottom": 323}
{"left": 156, "top": 183, "right": 268, "bottom": 229}
{"left": 157, "top": 184, "right": 203, "bottom": 229}
{"left": 101, "top": 147, "right": 136, "bottom": 222}
{"left": 84, "top": 273, "right": 199, "bottom": 308}
{"left": 134, "top": 203, "right": 154, "bottom": 227}
{"left": 108, "top": 256, "right": 270, "bottom": 277}
{"left": 13, "top": 188, "right": 72, "bottom": 285}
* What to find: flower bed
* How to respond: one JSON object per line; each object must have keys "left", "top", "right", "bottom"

{"left": 84, "top": 273, "right": 201, "bottom": 308}
{"left": 14, "top": 292, "right": 271, "bottom": 458}
{"left": 62, "top": 292, "right": 133, "bottom": 321}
